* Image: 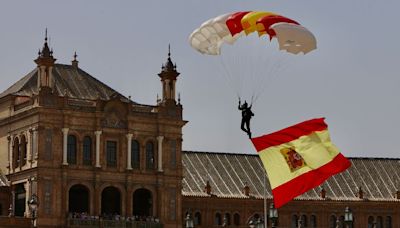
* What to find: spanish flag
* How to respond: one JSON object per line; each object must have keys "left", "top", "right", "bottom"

{"left": 251, "top": 118, "right": 351, "bottom": 208}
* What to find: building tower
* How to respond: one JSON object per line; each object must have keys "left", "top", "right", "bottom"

{"left": 34, "top": 30, "right": 56, "bottom": 91}
{"left": 158, "top": 45, "right": 180, "bottom": 106}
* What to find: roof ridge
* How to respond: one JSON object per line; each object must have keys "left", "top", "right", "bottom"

{"left": 0, "top": 68, "right": 38, "bottom": 98}
{"left": 183, "top": 150, "right": 258, "bottom": 156}
{"left": 182, "top": 150, "right": 400, "bottom": 160}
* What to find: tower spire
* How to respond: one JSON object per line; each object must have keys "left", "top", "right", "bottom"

{"left": 158, "top": 44, "right": 180, "bottom": 105}
{"left": 34, "top": 29, "right": 57, "bottom": 90}
{"left": 38, "top": 28, "right": 53, "bottom": 58}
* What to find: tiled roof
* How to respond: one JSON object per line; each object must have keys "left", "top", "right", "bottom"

{"left": 182, "top": 151, "right": 400, "bottom": 201}
{"left": 0, "top": 64, "right": 131, "bottom": 102}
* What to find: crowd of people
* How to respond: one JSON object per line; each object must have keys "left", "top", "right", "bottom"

{"left": 68, "top": 212, "right": 160, "bottom": 223}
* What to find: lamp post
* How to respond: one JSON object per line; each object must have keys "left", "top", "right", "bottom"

{"left": 28, "top": 194, "right": 38, "bottom": 228}
{"left": 269, "top": 203, "right": 278, "bottom": 228}
{"left": 344, "top": 207, "right": 353, "bottom": 228}
{"left": 185, "top": 212, "right": 194, "bottom": 228}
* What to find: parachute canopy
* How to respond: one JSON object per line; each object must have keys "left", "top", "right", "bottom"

{"left": 189, "top": 11, "right": 317, "bottom": 55}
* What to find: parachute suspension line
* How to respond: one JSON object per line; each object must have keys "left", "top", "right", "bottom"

{"left": 252, "top": 53, "right": 292, "bottom": 105}
{"left": 250, "top": 94, "right": 255, "bottom": 107}
{"left": 218, "top": 56, "right": 241, "bottom": 99}
{"left": 246, "top": 37, "right": 279, "bottom": 105}
{"left": 252, "top": 59, "right": 284, "bottom": 103}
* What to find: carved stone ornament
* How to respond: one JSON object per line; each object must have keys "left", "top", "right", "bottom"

{"left": 101, "top": 112, "right": 127, "bottom": 129}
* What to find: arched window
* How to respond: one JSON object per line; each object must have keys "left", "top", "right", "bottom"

{"left": 132, "top": 188, "right": 152, "bottom": 216}
{"left": 67, "top": 135, "right": 77, "bottom": 164}
{"left": 376, "top": 216, "right": 383, "bottom": 228}
{"left": 12, "top": 137, "right": 20, "bottom": 169}
{"left": 215, "top": 212, "right": 222, "bottom": 225}
{"left": 385, "top": 216, "right": 392, "bottom": 228}
{"left": 224, "top": 213, "right": 231, "bottom": 226}
{"left": 368, "top": 216, "right": 374, "bottom": 228}
{"left": 329, "top": 215, "right": 337, "bottom": 228}
{"left": 291, "top": 215, "right": 298, "bottom": 228}
{"left": 233, "top": 213, "right": 240, "bottom": 226}
{"left": 20, "top": 135, "right": 27, "bottom": 166}
{"left": 301, "top": 214, "right": 307, "bottom": 227}
{"left": 101, "top": 186, "right": 121, "bottom": 215}
{"left": 146, "top": 142, "right": 155, "bottom": 169}
{"left": 194, "top": 212, "right": 201, "bottom": 225}
{"left": 83, "top": 136, "right": 92, "bottom": 165}
{"left": 131, "top": 140, "right": 140, "bottom": 168}
{"left": 310, "top": 215, "right": 317, "bottom": 228}
{"left": 69, "top": 184, "right": 90, "bottom": 213}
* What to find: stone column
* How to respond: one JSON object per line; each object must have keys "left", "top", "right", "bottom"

{"left": 32, "top": 128, "right": 38, "bottom": 160}
{"left": 10, "top": 186, "right": 15, "bottom": 216}
{"left": 157, "top": 136, "right": 164, "bottom": 172}
{"left": 95, "top": 131, "right": 102, "bottom": 168}
{"left": 26, "top": 130, "right": 32, "bottom": 166}
{"left": 37, "top": 66, "right": 45, "bottom": 88}
{"left": 172, "top": 80, "right": 176, "bottom": 100}
{"left": 126, "top": 133, "right": 133, "bottom": 170}
{"left": 7, "top": 135, "right": 12, "bottom": 174}
{"left": 48, "top": 66, "right": 53, "bottom": 88}
{"left": 24, "top": 181, "right": 30, "bottom": 217}
{"left": 62, "top": 128, "right": 69, "bottom": 165}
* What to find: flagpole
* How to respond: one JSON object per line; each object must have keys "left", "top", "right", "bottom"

{"left": 264, "top": 171, "right": 267, "bottom": 228}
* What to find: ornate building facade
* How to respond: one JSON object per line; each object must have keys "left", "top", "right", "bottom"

{"left": 0, "top": 37, "right": 186, "bottom": 227}
{"left": 0, "top": 37, "right": 399, "bottom": 228}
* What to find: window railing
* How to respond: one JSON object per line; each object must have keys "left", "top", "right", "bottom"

{"left": 67, "top": 218, "right": 163, "bottom": 228}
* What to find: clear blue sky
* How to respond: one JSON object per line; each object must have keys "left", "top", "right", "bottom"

{"left": 1, "top": 0, "right": 399, "bottom": 158}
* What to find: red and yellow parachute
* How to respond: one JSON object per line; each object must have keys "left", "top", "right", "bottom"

{"left": 189, "top": 11, "right": 317, "bottom": 55}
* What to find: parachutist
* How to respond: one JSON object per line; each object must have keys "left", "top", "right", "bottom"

{"left": 238, "top": 99, "right": 254, "bottom": 138}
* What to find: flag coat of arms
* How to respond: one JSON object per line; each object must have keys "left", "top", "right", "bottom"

{"left": 251, "top": 118, "right": 351, "bottom": 208}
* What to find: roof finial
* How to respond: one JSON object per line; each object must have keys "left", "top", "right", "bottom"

{"left": 71, "top": 51, "right": 79, "bottom": 68}
{"left": 168, "top": 44, "right": 171, "bottom": 58}
{"left": 45, "top": 28, "right": 48, "bottom": 42}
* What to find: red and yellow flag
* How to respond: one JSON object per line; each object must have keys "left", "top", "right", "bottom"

{"left": 251, "top": 118, "right": 351, "bottom": 208}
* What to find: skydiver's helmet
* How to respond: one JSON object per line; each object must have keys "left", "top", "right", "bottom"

{"left": 241, "top": 101, "right": 248, "bottom": 109}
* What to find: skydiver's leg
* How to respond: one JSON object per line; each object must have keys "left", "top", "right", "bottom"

{"left": 241, "top": 119, "right": 247, "bottom": 133}
{"left": 245, "top": 120, "right": 251, "bottom": 138}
